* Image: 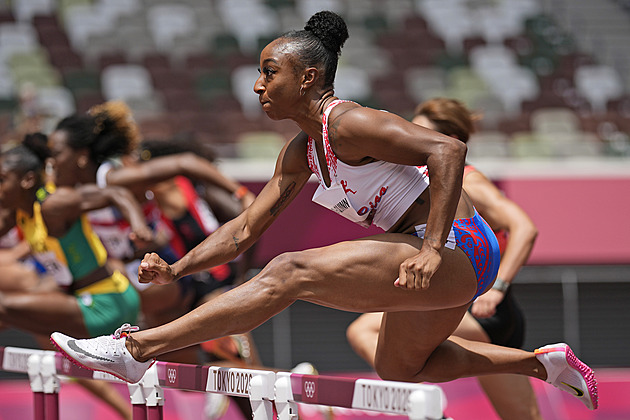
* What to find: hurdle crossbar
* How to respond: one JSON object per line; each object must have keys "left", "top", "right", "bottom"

{"left": 275, "top": 371, "right": 447, "bottom": 420}
{"left": 0, "top": 346, "right": 450, "bottom": 420}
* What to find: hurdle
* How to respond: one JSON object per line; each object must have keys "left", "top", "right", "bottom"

{"left": 0, "top": 346, "right": 451, "bottom": 420}
{"left": 275, "top": 371, "right": 447, "bottom": 420}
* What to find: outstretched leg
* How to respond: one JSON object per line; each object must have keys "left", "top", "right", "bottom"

{"left": 50, "top": 233, "right": 597, "bottom": 409}
{"left": 0, "top": 290, "right": 89, "bottom": 337}
{"left": 453, "top": 313, "right": 543, "bottom": 420}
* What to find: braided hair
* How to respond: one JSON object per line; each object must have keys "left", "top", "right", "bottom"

{"left": 280, "top": 11, "right": 349, "bottom": 89}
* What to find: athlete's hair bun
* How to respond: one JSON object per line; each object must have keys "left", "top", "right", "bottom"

{"left": 22, "top": 132, "right": 51, "bottom": 163}
{"left": 304, "top": 11, "right": 348, "bottom": 55}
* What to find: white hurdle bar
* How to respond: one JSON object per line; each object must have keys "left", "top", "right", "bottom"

{"left": 1, "top": 346, "right": 451, "bottom": 420}
{"left": 275, "top": 371, "right": 448, "bottom": 420}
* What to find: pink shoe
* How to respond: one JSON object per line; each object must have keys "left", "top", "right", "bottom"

{"left": 535, "top": 343, "right": 598, "bottom": 410}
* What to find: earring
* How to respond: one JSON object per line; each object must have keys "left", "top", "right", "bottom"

{"left": 299, "top": 86, "right": 305, "bottom": 96}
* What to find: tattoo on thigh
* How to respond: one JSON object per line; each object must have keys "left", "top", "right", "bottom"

{"left": 271, "top": 181, "right": 295, "bottom": 216}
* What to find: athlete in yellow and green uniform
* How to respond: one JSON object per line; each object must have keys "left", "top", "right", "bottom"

{"left": 17, "top": 186, "right": 140, "bottom": 336}
{"left": 0, "top": 133, "right": 150, "bottom": 339}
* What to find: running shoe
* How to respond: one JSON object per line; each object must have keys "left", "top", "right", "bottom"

{"left": 534, "top": 343, "right": 598, "bottom": 410}
{"left": 291, "top": 361, "right": 318, "bottom": 375}
{"left": 50, "top": 323, "right": 155, "bottom": 384}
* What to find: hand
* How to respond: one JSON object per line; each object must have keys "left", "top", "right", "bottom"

{"left": 138, "top": 252, "right": 175, "bottom": 285}
{"left": 129, "top": 227, "right": 153, "bottom": 250}
{"left": 394, "top": 247, "right": 442, "bottom": 291}
{"left": 470, "top": 289, "right": 505, "bottom": 318}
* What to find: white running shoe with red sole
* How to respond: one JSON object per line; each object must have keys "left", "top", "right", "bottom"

{"left": 51, "top": 323, "right": 155, "bottom": 384}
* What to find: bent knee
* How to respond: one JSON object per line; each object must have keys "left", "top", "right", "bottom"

{"left": 374, "top": 359, "right": 423, "bottom": 383}
{"left": 256, "top": 251, "right": 311, "bottom": 296}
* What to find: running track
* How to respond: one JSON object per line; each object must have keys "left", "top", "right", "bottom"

{"left": 0, "top": 369, "right": 627, "bottom": 419}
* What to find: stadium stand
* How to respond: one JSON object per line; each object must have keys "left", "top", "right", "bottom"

{"left": 0, "top": 0, "right": 628, "bottom": 159}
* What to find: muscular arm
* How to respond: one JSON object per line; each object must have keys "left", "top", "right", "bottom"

{"left": 105, "top": 153, "right": 255, "bottom": 207}
{"left": 464, "top": 171, "right": 538, "bottom": 284}
{"left": 76, "top": 184, "right": 152, "bottom": 242}
{"left": 329, "top": 106, "right": 466, "bottom": 254}
{"left": 42, "top": 185, "right": 150, "bottom": 240}
{"left": 141, "top": 133, "right": 312, "bottom": 283}
{"left": 327, "top": 105, "right": 466, "bottom": 289}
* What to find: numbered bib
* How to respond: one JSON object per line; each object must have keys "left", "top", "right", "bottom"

{"left": 92, "top": 225, "right": 133, "bottom": 260}
{"left": 36, "top": 251, "right": 73, "bottom": 286}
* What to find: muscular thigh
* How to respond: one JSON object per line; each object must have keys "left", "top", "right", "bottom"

{"left": 375, "top": 305, "right": 470, "bottom": 381}
{"left": 292, "top": 233, "right": 478, "bottom": 312}
{"left": 1, "top": 291, "right": 88, "bottom": 336}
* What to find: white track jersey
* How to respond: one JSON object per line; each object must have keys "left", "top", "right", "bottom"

{"left": 89, "top": 159, "right": 134, "bottom": 259}
{"left": 308, "top": 100, "right": 429, "bottom": 230}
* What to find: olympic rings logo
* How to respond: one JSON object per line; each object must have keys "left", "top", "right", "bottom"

{"left": 167, "top": 368, "right": 177, "bottom": 383}
{"left": 304, "top": 380, "right": 316, "bottom": 398}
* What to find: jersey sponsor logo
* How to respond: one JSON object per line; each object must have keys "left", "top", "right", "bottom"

{"left": 357, "top": 186, "right": 388, "bottom": 216}
{"left": 332, "top": 198, "right": 351, "bottom": 214}
{"left": 340, "top": 180, "right": 357, "bottom": 195}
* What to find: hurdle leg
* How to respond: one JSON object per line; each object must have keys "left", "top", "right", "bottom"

{"left": 41, "top": 354, "right": 60, "bottom": 420}
{"left": 128, "top": 382, "right": 148, "bottom": 420}
{"left": 142, "top": 365, "right": 164, "bottom": 420}
{"left": 28, "top": 354, "right": 45, "bottom": 420}
{"left": 274, "top": 373, "right": 299, "bottom": 420}
{"left": 249, "top": 374, "right": 275, "bottom": 420}
{"left": 408, "top": 386, "right": 450, "bottom": 420}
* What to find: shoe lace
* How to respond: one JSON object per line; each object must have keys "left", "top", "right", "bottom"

{"left": 91, "top": 324, "right": 139, "bottom": 357}
{"left": 113, "top": 323, "right": 140, "bottom": 339}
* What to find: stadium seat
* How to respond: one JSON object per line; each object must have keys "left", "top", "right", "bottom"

{"left": 216, "top": 0, "right": 279, "bottom": 55}
{"left": 0, "top": 23, "right": 40, "bottom": 63}
{"left": 101, "top": 64, "right": 154, "bottom": 102}
{"left": 35, "top": 85, "right": 75, "bottom": 118}
{"left": 467, "top": 130, "right": 510, "bottom": 158}
{"left": 574, "top": 64, "right": 624, "bottom": 114}
{"left": 62, "top": 4, "right": 116, "bottom": 50}
{"left": 405, "top": 67, "right": 446, "bottom": 104}
{"left": 333, "top": 66, "right": 371, "bottom": 103}
{"left": 231, "top": 64, "right": 262, "bottom": 119}
{"left": 11, "top": 0, "right": 56, "bottom": 22}
{"left": 147, "top": 4, "right": 197, "bottom": 52}
{"left": 530, "top": 107, "right": 581, "bottom": 135}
